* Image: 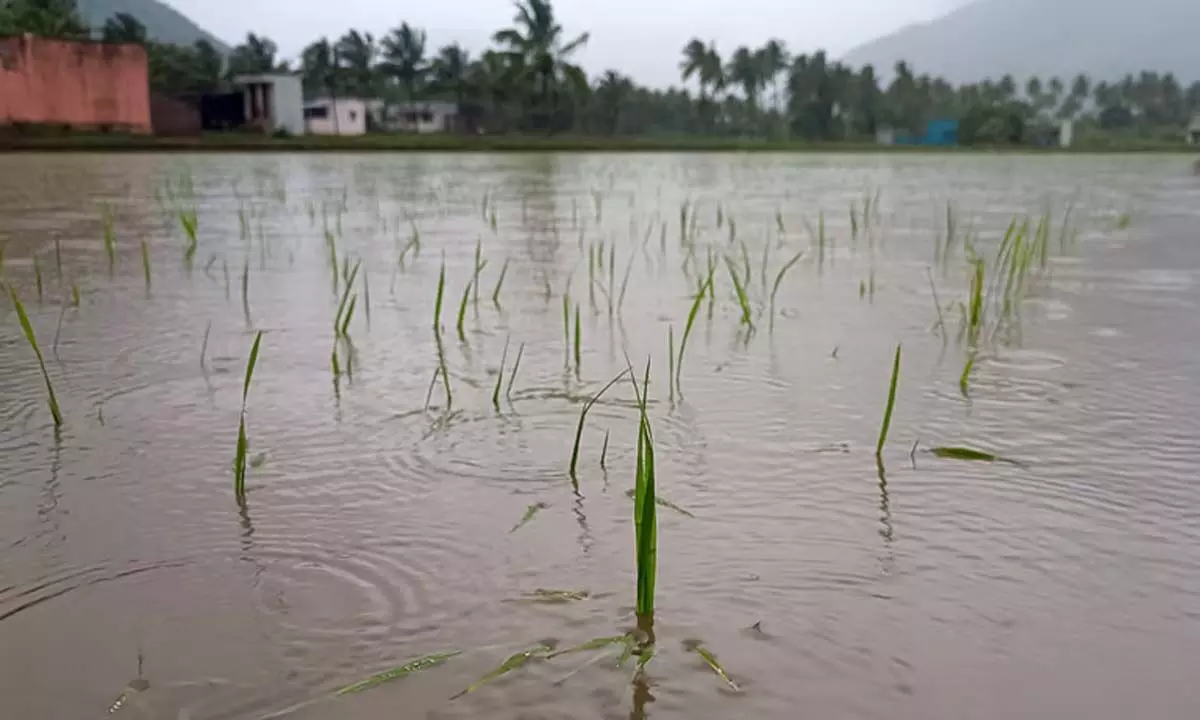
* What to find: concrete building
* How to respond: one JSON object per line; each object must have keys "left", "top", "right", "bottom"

{"left": 303, "top": 97, "right": 368, "bottom": 135}
{"left": 0, "top": 34, "right": 150, "bottom": 132}
{"left": 382, "top": 101, "right": 460, "bottom": 133}
{"left": 231, "top": 74, "right": 304, "bottom": 135}
{"left": 1188, "top": 115, "right": 1200, "bottom": 145}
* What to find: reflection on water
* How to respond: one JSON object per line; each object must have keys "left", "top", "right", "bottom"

{"left": 2, "top": 153, "right": 1200, "bottom": 719}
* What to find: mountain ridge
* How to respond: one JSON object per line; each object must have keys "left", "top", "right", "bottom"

{"left": 843, "top": 0, "right": 1200, "bottom": 85}
{"left": 76, "top": 0, "right": 227, "bottom": 51}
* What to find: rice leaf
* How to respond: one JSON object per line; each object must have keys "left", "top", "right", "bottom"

{"left": 960, "top": 352, "right": 976, "bottom": 398}
{"left": 691, "top": 644, "right": 739, "bottom": 691}
{"left": 546, "top": 634, "right": 630, "bottom": 660}
{"left": 7, "top": 286, "right": 62, "bottom": 426}
{"left": 568, "top": 370, "right": 630, "bottom": 478}
{"left": 492, "top": 258, "right": 510, "bottom": 306}
{"left": 492, "top": 335, "right": 510, "bottom": 410}
{"left": 510, "top": 502, "right": 548, "bottom": 533}
{"left": 930, "top": 446, "right": 1007, "bottom": 463}
{"left": 335, "top": 650, "right": 461, "bottom": 696}
{"left": 506, "top": 342, "right": 525, "bottom": 400}
{"left": 453, "top": 643, "right": 553, "bottom": 698}
{"left": 876, "top": 344, "right": 901, "bottom": 458}
{"left": 676, "top": 268, "right": 714, "bottom": 396}
{"left": 769, "top": 251, "right": 805, "bottom": 330}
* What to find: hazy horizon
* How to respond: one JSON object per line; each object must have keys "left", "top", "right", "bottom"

{"left": 166, "top": 0, "right": 963, "bottom": 87}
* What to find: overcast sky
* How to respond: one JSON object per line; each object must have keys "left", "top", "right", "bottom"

{"left": 169, "top": 0, "right": 963, "bottom": 87}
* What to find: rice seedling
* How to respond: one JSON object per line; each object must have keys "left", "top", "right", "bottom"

{"left": 776, "top": 209, "right": 785, "bottom": 235}
{"left": 233, "top": 331, "right": 263, "bottom": 505}
{"left": 676, "top": 268, "right": 714, "bottom": 397}
{"left": 434, "top": 335, "right": 453, "bottom": 410}
{"left": 875, "top": 344, "right": 901, "bottom": 459}
{"left": 546, "top": 634, "right": 632, "bottom": 660}
{"left": 335, "top": 650, "right": 461, "bottom": 697}
{"left": 339, "top": 296, "right": 358, "bottom": 338}
{"left": 769, "top": 250, "right": 805, "bottom": 331}
{"left": 102, "top": 204, "right": 117, "bottom": 270}
{"left": 492, "top": 258, "right": 510, "bottom": 307}
{"left": 618, "top": 251, "right": 636, "bottom": 312}
{"left": 199, "top": 320, "right": 211, "bottom": 370}
{"left": 725, "top": 257, "right": 754, "bottom": 330}
{"left": 362, "top": 266, "right": 371, "bottom": 325}
{"left": 1116, "top": 212, "right": 1131, "bottom": 230}
{"left": 600, "top": 430, "right": 610, "bottom": 470}
{"left": 433, "top": 258, "right": 446, "bottom": 333}
{"left": 507, "top": 342, "right": 525, "bottom": 400}
{"left": 573, "top": 304, "right": 582, "bottom": 372}
{"left": 967, "top": 256, "right": 985, "bottom": 346}
{"left": 960, "top": 351, "right": 977, "bottom": 398}
{"left": 562, "top": 293, "right": 571, "bottom": 369}
{"left": 685, "top": 640, "right": 739, "bottom": 691}
{"left": 33, "top": 255, "right": 42, "bottom": 301}
{"left": 926, "top": 267, "right": 947, "bottom": 341}
{"left": 8, "top": 286, "right": 62, "bottom": 427}
{"left": 455, "top": 276, "right": 473, "bottom": 342}
{"left": 178, "top": 208, "right": 198, "bottom": 265}
{"left": 510, "top": 502, "right": 548, "bottom": 533}
{"left": 70, "top": 283, "right": 80, "bottom": 307}
{"left": 452, "top": 643, "right": 554, "bottom": 699}
{"left": 629, "top": 360, "right": 657, "bottom": 619}
{"left": 51, "top": 304, "right": 67, "bottom": 358}
{"left": 492, "top": 336, "right": 510, "bottom": 410}
{"left": 667, "top": 325, "right": 675, "bottom": 403}
{"left": 241, "top": 258, "right": 251, "bottom": 323}
{"left": 472, "top": 239, "right": 483, "bottom": 305}
{"left": 140, "top": 240, "right": 151, "bottom": 289}
{"left": 333, "top": 260, "right": 361, "bottom": 337}
{"left": 568, "top": 370, "right": 630, "bottom": 479}
{"left": 608, "top": 246, "right": 616, "bottom": 316}
{"left": 850, "top": 201, "right": 859, "bottom": 242}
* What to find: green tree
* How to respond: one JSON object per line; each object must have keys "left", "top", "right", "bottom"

{"left": 726, "top": 46, "right": 764, "bottom": 132}
{"left": 1, "top": 0, "right": 89, "bottom": 39}
{"left": 592, "top": 69, "right": 633, "bottom": 134}
{"left": 430, "top": 43, "right": 473, "bottom": 131}
{"left": 227, "top": 33, "right": 288, "bottom": 78}
{"left": 491, "top": 0, "right": 590, "bottom": 132}
{"left": 336, "top": 30, "right": 379, "bottom": 97}
{"left": 301, "top": 37, "right": 341, "bottom": 98}
{"left": 381, "top": 22, "right": 428, "bottom": 102}
{"left": 100, "top": 12, "right": 147, "bottom": 44}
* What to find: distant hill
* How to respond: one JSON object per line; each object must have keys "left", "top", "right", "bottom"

{"left": 77, "top": 0, "right": 228, "bottom": 51}
{"left": 843, "top": 0, "right": 1200, "bottom": 85}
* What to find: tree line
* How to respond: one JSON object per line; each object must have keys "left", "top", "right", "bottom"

{"left": 5, "top": 0, "right": 1200, "bottom": 143}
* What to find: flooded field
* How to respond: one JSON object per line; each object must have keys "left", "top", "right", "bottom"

{"left": 2, "top": 152, "right": 1199, "bottom": 719}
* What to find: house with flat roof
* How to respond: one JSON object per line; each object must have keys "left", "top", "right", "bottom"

{"left": 303, "top": 98, "right": 368, "bottom": 136}
{"left": 230, "top": 74, "right": 304, "bottom": 135}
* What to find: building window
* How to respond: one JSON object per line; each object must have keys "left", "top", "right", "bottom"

{"left": 421, "top": 111, "right": 433, "bottom": 123}
{"left": 304, "top": 106, "right": 329, "bottom": 119}
{"left": 349, "top": 110, "right": 357, "bottom": 121}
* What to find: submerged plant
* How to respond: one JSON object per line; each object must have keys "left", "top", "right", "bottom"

{"left": 686, "top": 640, "right": 739, "bottom": 691}
{"left": 506, "top": 342, "right": 525, "bottom": 400}
{"left": 629, "top": 360, "right": 657, "bottom": 619}
{"left": 335, "top": 650, "right": 461, "bottom": 696}
{"left": 178, "top": 207, "right": 198, "bottom": 265}
{"left": 676, "top": 268, "right": 715, "bottom": 397}
{"left": 510, "top": 501, "right": 548, "bottom": 533}
{"left": 769, "top": 250, "right": 805, "bottom": 330}
{"left": 492, "top": 336, "right": 510, "bottom": 411}
{"left": 568, "top": 370, "right": 630, "bottom": 479}
{"left": 725, "top": 257, "right": 754, "bottom": 329}
{"left": 492, "top": 258, "right": 510, "bottom": 307}
{"left": 7, "top": 286, "right": 62, "bottom": 426}
{"left": 140, "top": 239, "right": 151, "bottom": 288}
{"left": 233, "top": 331, "right": 263, "bottom": 505}
{"left": 453, "top": 643, "right": 554, "bottom": 699}
{"left": 875, "top": 345, "right": 901, "bottom": 459}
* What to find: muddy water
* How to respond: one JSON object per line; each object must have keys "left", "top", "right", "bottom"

{"left": 1, "top": 153, "right": 1199, "bottom": 719}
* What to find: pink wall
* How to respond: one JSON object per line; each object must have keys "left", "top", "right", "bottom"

{"left": 0, "top": 35, "right": 151, "bottom": 132}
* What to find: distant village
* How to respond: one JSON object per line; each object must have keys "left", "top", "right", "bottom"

{"left": 2, "top": 0, "right": 1200, "bottom": 147}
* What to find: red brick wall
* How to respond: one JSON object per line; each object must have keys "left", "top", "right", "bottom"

{"left": 0, "top": 34, "right": 151, "bottom": 132}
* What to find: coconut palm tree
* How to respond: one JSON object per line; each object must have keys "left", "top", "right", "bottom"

{"left": 761, "top": 39, "right": 789, "bottom": 113}
{"left": 430, "top": 43, "right": 472, "bottom": 131}
{"left": 227, "top": 33, "right": 287, "bottom": 78}
{"left": 381, "top": 22, "right": 429, "bottom": 103}
{"left": 336, "top": 30, "right": 379, "bottom": 98}
{"left": 301, "top": 38, "right": 340, "bottom": 97}
{"left": 727, "top": 46, "right": 763, "bottom": 130}
{"left": 593, "top": 69, "right": 634, "bottom": 134}
{"left": 491, "top": 0, "right": 589, "bottom": 132}
{"left": 101, "top": 13, "right": 148, "bottom": 44}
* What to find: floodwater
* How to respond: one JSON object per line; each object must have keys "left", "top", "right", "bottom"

{"left": 2, "top": 153, "right": 1199, "bottom": 720}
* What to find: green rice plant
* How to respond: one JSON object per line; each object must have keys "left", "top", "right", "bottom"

{"left": 140, "top": 239, "right": 151, "bottom": 289}
{"left": 178, "top": 208, "right": 198, "bottom": 265}
{"left": 433, "top": 258, "right": 446, "bottom": 333}
{"left": 326, "top": 231, "right": 339, "bottom": 293}
{"left": 739, "top": 239, "right": 751, "bottom": 288}
{"left": 547, "top": 634, "right": 631, "bottom": 660}
{"left": 573, "top": 304, "right": 582, "bottom": 372}
{"left": 676, "top": 268, "right": 714, "bottom": 397}
{"left": 335, "top": 651, "right": 461, "bottom": 696}
{"left": 409, "top": 220, "right": 421, "bottom": 257}
{"left": 8, "top": 286, "right": 62, "bottom": 426}
{"left": 769, "top": 251, "right": 805, "bottom": 331}
{"left": 33, "top": 255, "right": 42, "bottom": 301}
{"left": 926, "top": 267, "right": 947, "bottom": 341}
{"left": 435, "top": 335, "right": 452, "bottom": 409}
{"left": 492, "top": 258, "right": 510, "bottom": 307}
{"left": 452, "top": 643, "right": 554, "bottom": 699}
{"left": 102, "top": 204, "right": 117, "bottom": 270}
{"left": 967, "top": 256, "right": 985, "bottom": 346}
{"left": 608, "top": 246, "right": 616, "bottom": 316}
{"left": 562, "top": 292, "right": 571, "bottom": 369}
{"left": 510, "top": 502, "right": 548, "bottom": 533}
{"left": 759, "top": 240, "right": 771, "bottom": 292}
{"left": 241, "top": 258, "right": 251, "bottom": 323}
{"left": 51, "top": 303, "right": 66, "bottom": 358}
{"left": 875, "top": 344, "right": 901, "bottom": 459}
{"left": 331, "top": 339, "right": 342, "bottom": 378}
{"left": 70, "top": 283, "right": 80, "bottom": 307}
{"left": 724, "top": 257, "right": 754, "bottom": 329}
{"left": 233, "top": 331, "right": 263, "bottom": 505}
{"left": 667, "top": 325, "right": 675, "bottom": 403}
{"left": 200, "top": 320, "right": 211, "bottom": 370}
{"left": 340, "top": 296, "right": 358, "bottom": 337}
{"left": 618, "top": 250, "right": 636, "bottom": 312}
{"left": 333, "top": 261, "right": 361, "bottom": 336}
{"left": 728, "top": 215, "right": 737, "bottom": 245}
{"left": 685, "top": 640, "right": 739, "bottom": 691}
{"left": 850, "top": 201, "right": 859, "bottom": 242}
{"left": 455, "top": 276, "right": 473, "bottom": 343}
{"left": 568, "top": 370, "right": 629, "bottom": 479}
{"left": 600, "top": 430, "right": 610, "bottom": 470}
{"left": 473, "top": 238, "right": 483, "bottom": 305}
{"left": 492, "top": 335, "right": 510, "bottom": 411}
{"left": 506, "top": 342, "right": 525, "bottom": 400}
{"left": 361, "top": 266, "right": 371, "bottom": 325}
{"left": 629, "top": 360, "right": 657, "bottom": 619}
{"left": 776, "top": 209, "right": 785, "bottom": 235}
{"left": 959, "top": 351, "right": 976, "bottom": 398}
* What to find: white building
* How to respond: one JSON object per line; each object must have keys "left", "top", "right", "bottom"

{"left": 1188, "top": 115, "right": 1200, "bottom": 145}
{"left": 303, "top": 98, "right": 369, "bottom": 136}
{"left": 380, "top": 101, "right": 460, "bottom": 134}
{"left": 231, "top": 74, "right": 305, "bottom": 136}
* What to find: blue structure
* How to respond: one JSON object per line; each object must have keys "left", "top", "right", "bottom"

{"left": 895, "top": 118, "right": 959, "bottom": 147}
